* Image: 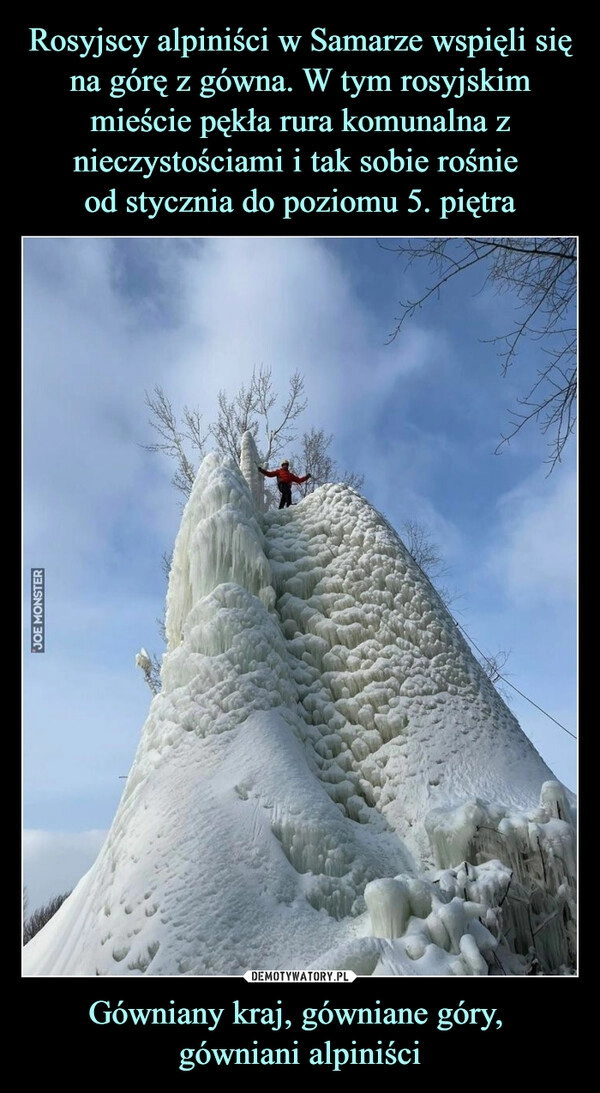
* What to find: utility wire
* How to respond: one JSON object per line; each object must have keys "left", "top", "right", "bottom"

{"left": 455, "top": 619, "right": 577, "bottom": 741}
{"left": 374, "top": 510, "right": 577, "bottom": 744}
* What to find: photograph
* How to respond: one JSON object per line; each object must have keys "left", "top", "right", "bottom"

{"left": 22, "top": 236, "right": 577, "bottom": 981}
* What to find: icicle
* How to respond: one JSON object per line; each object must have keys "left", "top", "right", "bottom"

{"left": 365, "top": 878, "right": 412, "bottom": 938}
{"left": 239, "top": 430, "right": 265, "bottom": 511}
{"left": 165, "top": 450, "right": 274, "bottom": 650}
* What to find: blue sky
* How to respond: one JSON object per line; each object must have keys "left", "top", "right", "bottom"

{"left": 22, "top": 236, "right": 577, "bottom": 910}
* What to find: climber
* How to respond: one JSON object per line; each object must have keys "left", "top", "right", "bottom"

{"left": 257, "top": 460, "right": 311, "bottom": 509}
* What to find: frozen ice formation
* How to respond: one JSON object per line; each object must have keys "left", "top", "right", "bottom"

{"left": 23, "top": 432, "right": 576, "bottom": 976}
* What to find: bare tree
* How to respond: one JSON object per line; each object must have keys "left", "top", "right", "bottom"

{"left": 135, "top": 647, "right": 161, "bottom": 695}
{"left": 144, "top": 367, "right": 309, "bottom": 502}
{"left": 210, "top": 365, "right": 308, "bottom": 467}
{"left": 402, "top": 519, "right": 457, "bottom": 610}
{"left": 143, "top": 386, "right": 208, "bottom": 497}
{"left": 479, "top": 648, "right": 512, "bottom": 684}
{"left": 402, "top": 519, "right": 510, "bottom": 690}
{"left": 293, "top": 426, "right": 335, "bottom": 491}
{"left": 135, "top": 552, "right": 172, "bottom": 697}
{"left": 472, "top": 647, "right": 513, "bottom": 704}
{"left": 384, "top": 238, "right": 577, "bottom": 471}
{"left": 402, "top": 519, "right": 449, "bottom": 579}
{"left": 291, "top": 427, "right": 365, "bottom": 497}
{"left": 23, "top": 892, "right": 71, "bottom": 945}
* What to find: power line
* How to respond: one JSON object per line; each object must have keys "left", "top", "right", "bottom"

{"left": 380, "top": 516, "right": 577, "bottom": 744}
{"left": 455, "top": 620, "right": 577, "bottom": 741}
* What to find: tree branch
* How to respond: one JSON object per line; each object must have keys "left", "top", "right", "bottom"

{"left": 383, "top": 238, "right": 577, "bottom": 471}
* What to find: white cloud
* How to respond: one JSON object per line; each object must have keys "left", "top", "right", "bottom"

{"left": 169, "top": 238, "right": 442, "bottom": 435}
{"left": 488, "top": 468, "right": 577, "bottom": 603}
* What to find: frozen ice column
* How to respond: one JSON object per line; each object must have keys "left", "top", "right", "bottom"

{"left": 239, "top": 429, "right": 266, "bottom": 511}
{"left": 165, "top": 448, "right": 275, "bottom": 652}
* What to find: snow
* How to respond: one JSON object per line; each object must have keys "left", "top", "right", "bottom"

{"left": 22, "top": 432, "right": 576, "bottom": 976}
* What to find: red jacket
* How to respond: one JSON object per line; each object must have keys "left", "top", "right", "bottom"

{"left": 259, "top": 466, "right": 309, "bottom": 485}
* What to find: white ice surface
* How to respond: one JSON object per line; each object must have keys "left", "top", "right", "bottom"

{"left": 23, "top": 434, "right": 576, "bottom": 976}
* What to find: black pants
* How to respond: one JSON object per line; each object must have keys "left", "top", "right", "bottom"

{"left": 278, "top": 483, "right": 292, "bottom": 508}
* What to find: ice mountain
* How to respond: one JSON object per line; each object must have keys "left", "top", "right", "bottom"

{"left": 23, "top": 433, "right": 576, "bottom": 976}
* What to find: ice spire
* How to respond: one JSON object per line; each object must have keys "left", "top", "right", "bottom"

{"left": 239, "top": 429, "right": 265, "bottom": 511}
{"left": 23, "top": 450, "right": 576, "bottom": 977}
{"left": 164, "top": 447, "right": 274, "bottom": 652}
